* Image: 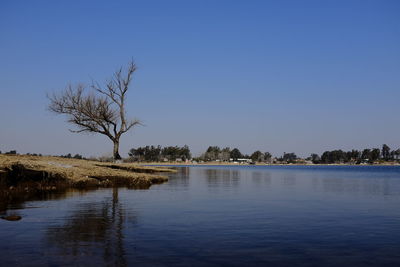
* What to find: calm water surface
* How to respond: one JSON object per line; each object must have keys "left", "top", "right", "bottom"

{"left": 1, "top": 165, "right": 400, "bottom": 266}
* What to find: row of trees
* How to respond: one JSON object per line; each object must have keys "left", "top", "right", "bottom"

{"left": 309, "top": 144, "right": 400, "bottom": 164}
{"left": 197, "top": 144, "right": 400, "bottom": 164}
{"left": 128, "top": 145, "right": 191, "bottom": 162}
{"left": 250, "top": 151, "right": 273, "bottom": 162}
{"left": 198, "top": 146, "right": 240, "bottom": 161}
{"left": 0, "top": 150, "right": 87, "bottom": 159}
{"left": 196, "top": 146, "right": 273, "bottom": 163}
{"left": 3, "top": 144, "right": 400, "bottom": 165}
{"left": 277, "top": 152, "right": 298, "bottom": 163}
{"left": 0, "top": 150, "right": 17, "bottom": 155}
{"left": 60, "top": 153, "right": 85, "bottom": 159}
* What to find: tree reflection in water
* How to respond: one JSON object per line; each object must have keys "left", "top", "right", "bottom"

{"left": 205, "top": 169, "right": 240, "bottom": 188}
{"left": 0, "top": 188, "right": 84, "bottom": 216}
{"left": 46, "top": 188, "right": 134, "bottom": 266}
{"left": 166, "top": 167, "right": 190, "bottom": 188}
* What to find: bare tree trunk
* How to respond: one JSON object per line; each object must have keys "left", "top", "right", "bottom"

{"left": 113, "top": 140, "right": 121, "bottom": 160}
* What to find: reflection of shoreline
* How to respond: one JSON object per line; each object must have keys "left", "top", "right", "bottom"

{"left": 314, "top": 177, "right": 398, "bottom": 196}
{"left": 204, "top": 169, "right": 240, "bottom": 188}
{"left": 0, "top": 187, "right": 93, "bottom": 214}
{"left": 189, "top": 167, "right": 400, "bottom": 197}
{"left": 45, "top": 188, "right": 131, "bottom": 266}
{"left": 166, "top": 167, "right": 190, "bottom": 188}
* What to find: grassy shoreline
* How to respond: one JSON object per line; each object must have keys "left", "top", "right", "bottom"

{"left": 0, "top": 154, "right": 177, "bottom": 212}
{"left": 0, "top": 154, "right": 175, "bottom": 191}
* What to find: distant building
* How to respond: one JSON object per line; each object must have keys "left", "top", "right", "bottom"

{"left": 229, "top": 158, "right": 252, "bottom": 164}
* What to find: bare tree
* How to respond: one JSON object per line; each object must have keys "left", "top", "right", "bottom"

{"left": 48, "top": 60, "right": 141, "bottom": 160}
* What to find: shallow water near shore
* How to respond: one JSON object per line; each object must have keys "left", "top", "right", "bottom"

{"left": 1, "top": 165, "right": 400, "bottom": 266}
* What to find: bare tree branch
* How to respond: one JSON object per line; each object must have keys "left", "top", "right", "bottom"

{"left": 48, "top": 60, "right": 141, "bottom": 160}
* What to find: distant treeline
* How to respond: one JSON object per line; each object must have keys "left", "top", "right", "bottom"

{"left": 128, "top": 145, "right": 191, "bottom": 162}
{"left": 0, "top": 150, "right": 86, "bottom": 160}
{"left": 2, "top": 144, "right": 400, "bottom": 164}
{"left": 59, "top": 153, "right": 85, "bottom": 160}
{"left": 0, "top": 150, "right": 18, "bottom": 155}
{"left": 195, "top": 146, "right": 274, "bottom": 163}
{"left": 308, "top": 144, "right": 400, "bottom": 164}
{"left": 197, "top": 144, "right": 400, "bottom": 164}
{"left": 196, "top": 147, "right": 302, "bottom": 163}
{"left": 127, "top": 144, "right": 399, "bottom": 164}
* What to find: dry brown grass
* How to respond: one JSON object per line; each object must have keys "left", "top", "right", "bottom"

{"left": 0, "top": 154, "right": 175, "bottom": 189}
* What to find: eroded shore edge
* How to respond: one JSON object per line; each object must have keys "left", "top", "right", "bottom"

{"left": 0, "top": 155, "right": 176, "bottom": 213}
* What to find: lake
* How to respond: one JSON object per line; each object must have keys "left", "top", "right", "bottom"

{"left": 1, "top": 165, "right": 400, "bottom": 266}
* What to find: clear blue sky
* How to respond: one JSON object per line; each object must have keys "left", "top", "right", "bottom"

{"left": 1, "top": 0, "right": 399, "bottom": 158}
